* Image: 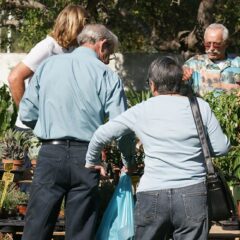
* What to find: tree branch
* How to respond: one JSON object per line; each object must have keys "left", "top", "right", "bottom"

{"left": 3, "top": 18, "right": 19, "bottom": 27}
{"left": 4, "top": 0, "right": 47, "bottom": 10}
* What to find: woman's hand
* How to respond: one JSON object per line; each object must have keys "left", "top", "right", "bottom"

{"left": 85, "top": 164, "right": 107, "bottom": 177}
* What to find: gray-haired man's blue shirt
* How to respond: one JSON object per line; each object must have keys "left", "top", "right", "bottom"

{"left": 19, "top": 47, "right": 128, "bottom": 141}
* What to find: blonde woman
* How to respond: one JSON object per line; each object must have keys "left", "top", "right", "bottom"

{"left": 8, "top": 4, "right": 89, "bottom": 128}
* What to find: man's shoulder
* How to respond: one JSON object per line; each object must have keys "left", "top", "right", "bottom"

{"left": 228, "top": 55, "right": 240, "bottom": 67}
{"left": 184, "top": 54, "right": 207, "bottom": 69}
{"left": 185, "top": 54, "right": 207, "bottom": 63}
{"left": 34, "top": 53, "right": 64, "bottom": 72}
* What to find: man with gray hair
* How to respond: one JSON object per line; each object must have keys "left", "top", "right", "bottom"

{"left": 19, "top": 24, "right": 135, "bottom": 240}
{"left": 184, "top": 23, "right": 240, "bottom": 96}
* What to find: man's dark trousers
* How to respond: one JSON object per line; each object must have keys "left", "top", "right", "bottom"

{"left": 22, "top": 143, "right": 99, "bottom": 240}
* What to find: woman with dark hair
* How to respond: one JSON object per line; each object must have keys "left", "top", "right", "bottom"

{"left": 85, "top": 55, "right": 230, "bottom": 240}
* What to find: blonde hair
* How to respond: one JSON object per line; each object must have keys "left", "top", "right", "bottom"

{"left": 50, "top": 4, "right": 89, "bottom": 49}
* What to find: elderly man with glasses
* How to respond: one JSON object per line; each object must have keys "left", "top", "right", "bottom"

{"left": 184, "top": 23, "right": 240, "bottom": 96}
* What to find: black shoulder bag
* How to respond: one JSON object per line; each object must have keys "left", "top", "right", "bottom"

{"left": 188, "top": 93, "right": 236, "bottom": 221}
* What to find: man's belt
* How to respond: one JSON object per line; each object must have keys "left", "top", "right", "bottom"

{"left": 41, "top": 139, "right": 89, "bottom": 146}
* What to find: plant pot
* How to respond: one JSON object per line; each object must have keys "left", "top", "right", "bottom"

{"left": 58, "top": 209, "right": 65, "bottom": 220}
{"left": 2, "top": 159, "right": 24, "bottom": 171}
{"left": 12, "top": 159, "right": 24, "bottom": 170}
{"left": 17, "top": 204, "right": 27, "bottom": 217}
{"left": 2, "top": 159, "right": 13, "bottom": 164}
{"left": 31, "top": 159, "right": 37, "bottom": 169}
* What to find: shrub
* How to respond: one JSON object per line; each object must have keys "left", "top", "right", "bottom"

{"left": 0, "top": 182, "right": 29, "bottom": 211}
{"left": 204, "top": 90, "right": 240, "bottom": 185}
{"left": 0, "top": 84, "right": 17, "bottom": 137}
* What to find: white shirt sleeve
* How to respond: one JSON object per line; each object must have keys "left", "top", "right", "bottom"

{"left": 22, "top": 36, "right": 64, "bottom": 72}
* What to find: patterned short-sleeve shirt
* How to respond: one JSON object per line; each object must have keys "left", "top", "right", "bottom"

{"left": 184, "top": 54, "right": 240, "bottom": 96}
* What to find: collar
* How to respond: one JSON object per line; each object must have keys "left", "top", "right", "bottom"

{"left": 73, "top": 46, "right": 98, "bottom": 59}
{"left": 203, "top": 54, "right": 232, "bottom": 71}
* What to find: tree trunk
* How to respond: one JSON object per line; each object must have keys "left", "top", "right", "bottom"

{"left": 197, "top": 0, "right": 216, "bottom": 29}
{"left": 180, "top": 0, "right": 216, "bottom": 57}
{"left": 155, "top": 0, "right": 216, "bottom": 59}
{"left": 86, "top": 0, "right": 102, "bottom": 20}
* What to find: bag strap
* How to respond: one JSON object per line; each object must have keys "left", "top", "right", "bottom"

{"left": 188, "top": 91, "right": 215, "bottom": 176}
{"left": 188, "top": 90, "right": 237, "bottom": 217}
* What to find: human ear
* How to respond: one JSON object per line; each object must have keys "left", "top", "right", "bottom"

{"left": 99, "top": 39, "right": 108, "bottom": 53}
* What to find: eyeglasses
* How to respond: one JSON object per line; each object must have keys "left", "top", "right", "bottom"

{"left": 204, "top": 42, "right": 223, "bottom": 49}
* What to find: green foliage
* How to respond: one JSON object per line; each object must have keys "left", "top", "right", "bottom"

{"left": 1, "top": 0, "right": 240, "bottom": 53}
{"left": 0, "top": 182, "right": 29, "bottom": 211}
{"left": 214, "top": 0, "right": 240, "bottom": 53}
{"left": 204, "top": 91, "right": 240, "bottom": 145}
{"left": 0, "top": 129, "right": 29, "bottom": 161}
{"left": 27, "top": 136, "right": 41, "bottom": 160}
{"left": 17, "top": 9, "right": 50, "bottom": 52}
{"left": 204, "top": 91, "right": 240, "bottom": 184}
{"left": 2, "top": 0, "right": 89, "bottom": 52}
{"left": 0, "top": 84, "right": 17, "bottom": 137}
{"left": 125, "top": 86, "right": 152, "bottom": 108}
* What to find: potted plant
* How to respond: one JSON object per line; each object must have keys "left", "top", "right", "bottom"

{"left": 16, "top": 189, "right": 29, "bottom": 218}
{"left": 0, "top": 129, "right": 29, "bottom": 170}
{"left": 0, "top": 182, "right": 29, "bottom": 219}
{"left": 27, "top": 136, "right": 41, "bottom": 169}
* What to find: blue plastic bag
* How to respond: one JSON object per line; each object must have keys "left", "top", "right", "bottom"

{"left": 96, "top": 172, "right": 135, "bottom": 240}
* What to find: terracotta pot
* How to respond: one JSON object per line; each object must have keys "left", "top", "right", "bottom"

{"left": 2, "top": 159, "right": 24, "bottom": 171}
{"left": 17, "top": 204, "right": 27, "bottom": 216}
{"left": 13, "top": 160, "right": 24, "bottom": 170}
{"left": 2, "top": 159, "right": 13, "bottom": 164}
{"left": 58, "top": 209, "right": 65, "bottom": 220}
{"left": 31, "top": 159, "right": 37, "bottom": 169}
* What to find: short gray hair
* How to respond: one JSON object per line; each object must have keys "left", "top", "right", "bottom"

{"left": 77, "top": 24, "right": 119, "bottom": 51}
{"left": 204, "top": 23, "right": 229, "bottom": 42}
{"left": 147, "top": 55, "right": 183, "bottom": 94}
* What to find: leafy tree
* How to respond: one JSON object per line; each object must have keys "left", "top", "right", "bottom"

{"left": 0, "top": 0, "right": 240, "bottom": 57}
